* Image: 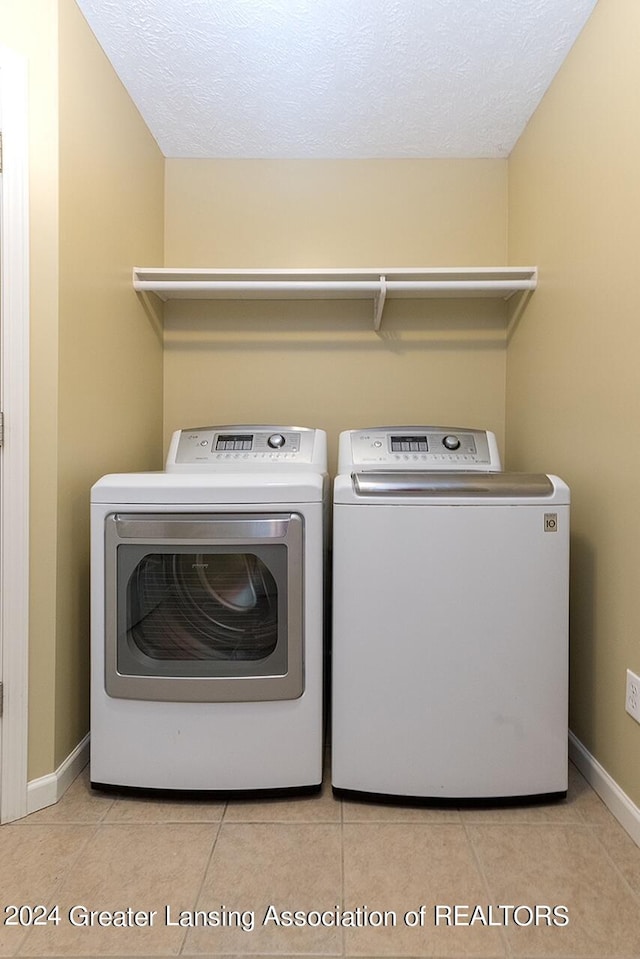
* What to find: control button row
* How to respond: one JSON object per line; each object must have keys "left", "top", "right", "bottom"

{"left": 211, "top": 451, "right": 301, "bottom": 460}
{"left": 391, "top": 453, "right": 477, "bottom": 461}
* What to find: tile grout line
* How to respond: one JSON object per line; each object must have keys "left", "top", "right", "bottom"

{"left": 583, "top": 819, "right": 640, "bottom": 909}
{"left": 339, "top": 791, "right": 346, "bottom": 958}
{"left": 14, "top": 820, "right": 102, "bottom": 959}
{"left": 177, "top": 813, "right": 225, "bottom": 957}
{"left": 461, "top": 817, "right": 512, "bottom": 959}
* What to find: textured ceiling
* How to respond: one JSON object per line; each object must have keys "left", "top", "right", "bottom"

{"left": 75, "top": 0, "right": 598, "bottom": 159}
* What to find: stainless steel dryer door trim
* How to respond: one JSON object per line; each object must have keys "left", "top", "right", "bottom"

{"left": 111, "top": 514, "right": 294, "bottom": 543}
{"left": 104, "top": 512, "right": 304, "bottom": 703}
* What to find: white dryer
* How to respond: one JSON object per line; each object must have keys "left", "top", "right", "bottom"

{"left": 331, "top": 427, "right": 570, "bottom": 802}
{"left": 90, "top": 425, "right": 327, "bottom": 793}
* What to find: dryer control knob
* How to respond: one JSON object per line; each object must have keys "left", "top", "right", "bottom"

{"left": 442, "top": 435, "right": 461, "bottom": 451}
{"left": 268, "top": 433, "right": 286, "bottom": 449}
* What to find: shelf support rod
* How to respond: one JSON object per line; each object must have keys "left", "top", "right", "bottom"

{"left": 373, "top": 275, "right": 387, "bottom": 331}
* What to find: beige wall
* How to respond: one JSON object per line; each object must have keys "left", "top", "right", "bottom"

{"left": 506, "top": 0, "right": 640, "bottom": 803}
{"left": 164, "top": 160, "right": 509, "bottom": 471}
{"left": 54, "top": 0, "right": 164, "bottom": 770}
{"left": 1, "top": 0, "right": 164, "bottom": 779}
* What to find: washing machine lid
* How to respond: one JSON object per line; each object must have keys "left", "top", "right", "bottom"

{"left": 352, "top": 471, "right": 554, "bottom": 497}
{"left": 91, "top": 470, "right": 326, "bottom": 505}
{"left": 334, "top": 471, "right": 569, "bottom": 505}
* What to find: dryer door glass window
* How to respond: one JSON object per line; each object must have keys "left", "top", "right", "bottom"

{"left": 123, "top": 548, "right": 282, "bottom": 669}
{"left": 104, "top": 513, "right": 304, "bottom": 703}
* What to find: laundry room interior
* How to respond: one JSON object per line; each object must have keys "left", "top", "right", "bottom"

{"left": 1, "top": 0, "right": 640, "bottom": 952}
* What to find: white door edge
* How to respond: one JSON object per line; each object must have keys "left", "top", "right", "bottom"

{"left": 0, "top": 44, "right": 30, "bottom": 823}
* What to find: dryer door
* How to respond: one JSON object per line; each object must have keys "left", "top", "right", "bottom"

{"left": 104, "top": 513, "right": 304, "bottom": 702}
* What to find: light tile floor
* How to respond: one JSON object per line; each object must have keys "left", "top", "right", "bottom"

{"left": 1, "top": 761, "right": 639, "bottom": 958}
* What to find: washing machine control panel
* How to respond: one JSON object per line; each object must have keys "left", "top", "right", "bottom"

{"left": 342, "top": 427, "right": 501, "bottom": 471}
{"left": 168, "top": 426, "right": 323, "bottom": 469}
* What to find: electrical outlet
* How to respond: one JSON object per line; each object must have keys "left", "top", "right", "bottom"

{"left": 626, "top": 669, "right": 640, "bottom": 724}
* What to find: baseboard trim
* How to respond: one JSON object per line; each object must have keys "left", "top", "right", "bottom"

{"left": 569, "top": 730, "right": 640, "bottom": 847}
{"left": 21, "top": 732, "right": 640, "bottom": 846}
{"left": 26, "top": 734, "right": 90, "bottom": 816}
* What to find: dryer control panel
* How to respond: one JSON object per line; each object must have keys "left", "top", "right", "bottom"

{"left": 339, "top": 427, "right": 502, "bottom": 472}
{"left": 166, "top": 425, "right": 327, "bottom": 471}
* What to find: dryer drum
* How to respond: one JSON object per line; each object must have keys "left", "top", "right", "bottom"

{"left": 126, "top": 552, "right": 279, "bottom": 662}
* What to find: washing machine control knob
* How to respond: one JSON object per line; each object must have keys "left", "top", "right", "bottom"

{"left": 268, "top": 433, "right": 286, "bottom": 449}
{"left": 442, "top": 435, "right": 461, "bottom": 451}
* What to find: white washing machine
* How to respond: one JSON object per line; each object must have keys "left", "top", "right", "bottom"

{"left": 90, "top": 425, "right": 327, "bottom": 793}
{"left": 332, "top": 426, "right": 570, "bottom": 802}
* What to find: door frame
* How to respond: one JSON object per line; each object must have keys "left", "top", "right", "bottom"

{"left": 0, "top": 44, "right": 30, "bottom": 823}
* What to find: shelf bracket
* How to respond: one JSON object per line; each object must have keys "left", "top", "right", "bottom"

{"left": 373, "top": 275, "right": 387, "bottom": 331}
